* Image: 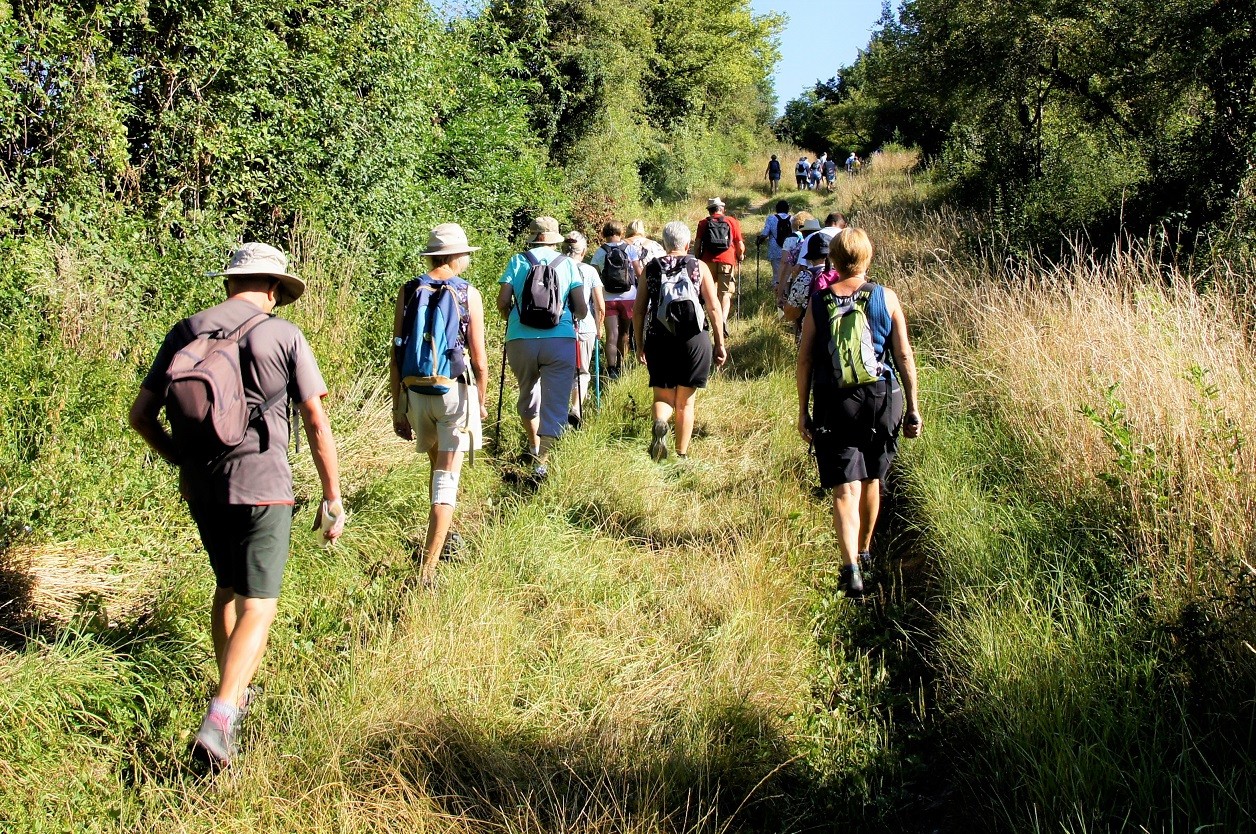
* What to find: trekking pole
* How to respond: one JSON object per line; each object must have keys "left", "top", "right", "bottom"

{"left": 736, "top": 260, "right": 742, "bottom": 321}
{"left": 573, "top": 337, "right": 583, "bottom": 427}
{"left": 493, "top": 319, "right": 508, "bottom": 451}
{"left": 755, "top": 242, "right": 761, "bottom": 293}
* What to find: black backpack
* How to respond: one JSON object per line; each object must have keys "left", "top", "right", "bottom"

{"left": 702, "top": 215, "right": 732, "bottom": 255}
{"left": 768, "top": 158, "right": 781, "bottom": 176}
{"left": 773, "top": 214, "right": 793, "bottom": 248}
{"left": 518, "top": 251, "right": 568, "bottom": 329}
{"left": 599, "top": 242, "right": 634, "bottom": 293}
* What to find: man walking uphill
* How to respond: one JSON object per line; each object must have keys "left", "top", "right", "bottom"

{"left": 694, "top": 198, "right": 744, "bottom": 333}
{"left": 129, "top": 242, "right": 345, "bottom": 767}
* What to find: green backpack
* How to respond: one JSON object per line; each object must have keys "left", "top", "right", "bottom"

{"left": 819, "top": 283, "right": 885, "bottom": 387}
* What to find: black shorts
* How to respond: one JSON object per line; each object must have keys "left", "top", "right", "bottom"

{"left": 644, "top": 326, "right": 713, "bottom": 389}
{"left": 811, "top": 378, "right": 904, "bottom": 488}
{"left": 189, "top": 502, "right": 294, "bottom": 598}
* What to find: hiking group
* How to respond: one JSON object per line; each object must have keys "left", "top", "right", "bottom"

{"left": 128, "top": 177, "right": 919, "bottom": 768}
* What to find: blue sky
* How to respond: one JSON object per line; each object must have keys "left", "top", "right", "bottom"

{"left": 751, "top": 0, "right": 887, "bottom": 113}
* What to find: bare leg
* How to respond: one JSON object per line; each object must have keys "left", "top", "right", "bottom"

{"left": 832, "top": 481, "right": 862, "bottom": 568}
{"left": 652, "top": 388, "right": 676, "bottom": 425}
{"left": 216, "top": 596, "right": 279, "bottom": 709}
{"left": 604, "top": 315, "right": 621, "bottom": 371}
{"left": 719, "top": 292, "right": 733, "bottom": 328}
{"left": 211, "top": 587, "right": 237, "bottom": 681}
{"left": 421, "top": 448, "right": 462, "bottom": 585}
{"left": 673, "top": 386, "right": 698, "bottom": 455}
{"left": 858, "top": 478, "right": 880, "bottom": 553}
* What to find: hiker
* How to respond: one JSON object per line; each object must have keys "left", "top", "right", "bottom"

{"left": 802, "top": 212, "right": 846, "bottom": 260}
{"left": 390, "top": 223, "right": 489, "bottom": 588}
{"left": 128, "top": 242, "right": 344, "bottom": 766}
{"left": 809, "top": 159, "right": 823, "bottom": 190}
{"left": 777, "top": 213, "right": 817, "bottom": 308}
{"left": 563, "top": 230, "right": 605, "bottom": 422}
{"left": 765, "top": 154, "right": 782, "bottom": 193}
{"left": 845, "top": 152, "right": 857, "bottom": 175}
{"left": 795, "top": 156, "right": 810, "bottom": 189}
{"left": 756, "top": 199, "right": 793, "bottom": 290}
{"left": 633, "top": 220, "right": 727, "bottom": 461}
{"left": 693, "top": 198, "right": 745, "bottom": 332}
{"left": 783, "top": 232, "right": 832, "bottom": 339}
{"left": 497, "top": 216, "right": 590, "bottom": 479}
{"left": 823, "top": 156, "right": 838, "bottom": 190}
{"left": 590, "top": 220, "right": 644, "bottom": 380}
{"left": 625, "top": 218, "right": 666, "bottom": 266}
{"left": 796, "top": 229, "right": 922, "bottom": 597}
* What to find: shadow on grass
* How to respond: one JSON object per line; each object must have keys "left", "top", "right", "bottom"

{"left": 355, "top": 699, "right": 833, "bottom": 833}
{"left": 0, "top": 543, "right": 36, "bottom": 649}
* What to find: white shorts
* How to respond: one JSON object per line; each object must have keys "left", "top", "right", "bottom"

{"left": 406, "top": 383, "right": 482, "bottom": 453}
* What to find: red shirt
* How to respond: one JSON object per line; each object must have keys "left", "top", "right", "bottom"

{"left": 695, "top": 212, "right": 744, "bottom": 267}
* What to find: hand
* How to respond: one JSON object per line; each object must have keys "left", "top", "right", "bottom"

{"left": 636, "top": 349, "right": 647, "bottom": 365}
{"left": 904, "top": 411, "right": 923, "bottom": 439}
{"left": 797, "top": 413, "right": 812, "bottom": 444}
{"left": 318, "top": 497, "right": 347, "bottom": 541}
{"left": 713, "top": 344, "right": 727, "bottom": 367}
{"left": 479, "top": 403, "right": 489, "bottom": 421}
{"left": 393, "top": 409, "right": 412, "bottom": 441}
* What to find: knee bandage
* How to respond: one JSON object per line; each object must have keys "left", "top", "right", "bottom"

{"left": 431, "top": 469, "right": 460, "bottom": 507}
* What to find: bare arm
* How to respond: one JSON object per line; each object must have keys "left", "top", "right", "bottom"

{"left": 466, "top": 287, "right": 490, "bottom": 420}
{"left": 592, "top": 284, "right": 606, "bottom": 334}
{"left": 300, "top": 395, "right": 343, "bottom": 541}
{"left": 796, "top": 306, "right": 816, "bottom": 443}
{"left": 884, "top": 288, "right": 922, "bottom": 438}
{"left": 698, "top": 261, "right": 726, "bottom": 366}
{"left": 129, "top": 388, "right": 179, "bottom": 465}
{"left": 632, "top": 285, "right": 649, "bottom": 364}
{"left": 496, "top": 282, "right": 514, "bottom": 320}
{"left": 390, "top": 286, "right": 411, "bottom": 440}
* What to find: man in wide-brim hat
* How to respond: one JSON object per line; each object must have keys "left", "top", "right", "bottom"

{"left": 390, "top": 223, "right": 488, "bottom": 588}
{"left": 129, "top": 241, "right": 345, "bottom": 767}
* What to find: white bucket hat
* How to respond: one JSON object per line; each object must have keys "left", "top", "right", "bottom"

{"left": 419, "top": 223, "right": 480, "bottom": 257}
{"left": 800, "top": 217, "right": 823, "bottom": 233}
{"left": 210, "top": 242, "right": 305, "bottom": 306}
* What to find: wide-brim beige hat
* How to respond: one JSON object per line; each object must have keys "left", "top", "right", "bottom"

{"left": 419, "top": 222, "right": 480, "bottom": 256}
{"left": 209, "top": 242, "right": 305, "bottom": 306}
{"left": 707, "top": 197, "right": 725, "bottom": 210}
{"left": 528, "top": 216, "right": 564, "bottom": 245}
{"left": 800, "top": 217, "right": 823, "bottom": 233}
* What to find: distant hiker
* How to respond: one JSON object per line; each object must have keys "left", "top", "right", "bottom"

{"left": 694, "top": 198, "right": 745, "bottom": 332}
{"left": 795, "top": 156, "right": 810, "bottom": 189}
{"left": 129, "top": 242, "right": 344, "bottom": 766}
{"left": 802, "top": 212, "right": 846, "bottom": 263}
{"left": 823, "top": 157, "right": 838, "bottom": 190}
{"left": 809, "top": 160, "right": 823, "bottom": 190}
{"left": 845, "top": 152, "right": 857, "bottom": 175}
{"left": 391, "top": 224, "right": 488, "bottom": 588}
{"left": 765, "top": 154, "right": 782, "bottom": 193}
{"left": 497, "top": 216, "right": 590, "bottom": 479}
{"left": 633, "top": 220, "right": 727, "bottom": 461}
{"left": 777, "top": 213, "right": 817, "bottom": 307}
{"left": 625, "top": 219, "right": 666, "bottom": 266}
{"left": 783, "top": 232, "right": 833, "bottom": 337}
{"left": 590, "top": 220, "right": 644, "bottom": 380}
{"left": 796, "top": 229, "right": 922, "bottom": 597}
{"left": 563, "top": 230, "right": 605, "bottom": 421}
{"left": 756, "top": 199, "right": 792, "bottom": 290}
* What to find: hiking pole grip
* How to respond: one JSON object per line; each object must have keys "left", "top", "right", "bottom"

{"left": 494, "top": 319, "right": 508, "bottom": 451}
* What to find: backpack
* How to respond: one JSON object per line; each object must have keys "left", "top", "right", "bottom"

{"left": 518, "top": 250, "right": 569, "bottom": 329}
{"left": 652, "top": 256, "right": 705, "bottom": 339}
{"left": 398, "top": 275, "right": 470, "bottom": 395}
{"left": 599, "top": 242, "right": 634, "bottom": 293}
{"left": 796, "top": 159, "right": 809, "bottom": 175}
{"left": 773, "top": 214, "right": 793, "bottom": 248}
{"left": 701, "top": 215, "right": 732, "bottom": 255}
{"left": 164, "top": 314, "right": 286, "bottom": 463}
{"left": 815, "top": 283, "right": 886, "bottom": 387}
{"left": 768, "top": 158, "right": 781, "bottom": 176}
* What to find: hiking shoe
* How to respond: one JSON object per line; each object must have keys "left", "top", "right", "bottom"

{"left": 839, "top": 564, "right": 865, "bottom": 598}
{"left": 238, "top": 685, "right": 258, "bottom": 720}
{"left": 607, "top": 365, "right": 621, "bottom": 381}
{"left": 648, "top": 419, "right": 669, "bottom": 462}
{"left": 532, "top": 463, "right": 549, "bottom": 481}
{"left": 567, "top": 411, "right": 582, "bottom": 429}
{"left": 194, "top": 705, "right": 239, "bottom": 767}
{"left": 440, "top": 531, "right": 464, "bottom": 561}
{"left": 858, "top": 550, "right": 874, "bottom": 577}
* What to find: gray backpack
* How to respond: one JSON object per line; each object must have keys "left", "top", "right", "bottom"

{"left": 652, "top": 256, "right": 705, "bottom": 339}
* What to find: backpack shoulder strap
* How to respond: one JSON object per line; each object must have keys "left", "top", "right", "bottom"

{"left": 549, "top": 254, "right": 568, "bottom": 271}
{"left": 522, "top": 250, "right": 539, "bottom": 267}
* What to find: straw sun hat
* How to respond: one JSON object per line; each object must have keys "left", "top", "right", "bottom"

{"left": 418, "top": 223, "right": 481, "bottom": 257}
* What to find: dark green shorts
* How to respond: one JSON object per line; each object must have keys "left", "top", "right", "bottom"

{"left": 189, "top": 503, "right": 294, "bottom": 598}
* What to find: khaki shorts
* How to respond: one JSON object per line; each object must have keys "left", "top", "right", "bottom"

{"left": 406, "top": 383, "right": 482, "bottom": 453}
{"left": 712, "top": 262, "right": 736, "bottom": 296}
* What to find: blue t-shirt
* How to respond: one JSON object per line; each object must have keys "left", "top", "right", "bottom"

{"left": 499, "top": 246, "right": 585, "bottom": 341}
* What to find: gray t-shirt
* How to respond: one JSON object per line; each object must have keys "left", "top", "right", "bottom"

{"left": 142, "top": 297, "right": 328, "bottom": 505}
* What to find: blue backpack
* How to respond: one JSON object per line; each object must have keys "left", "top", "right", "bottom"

{"left": 398, "top": 275, "right": 469, "bottom": 394}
